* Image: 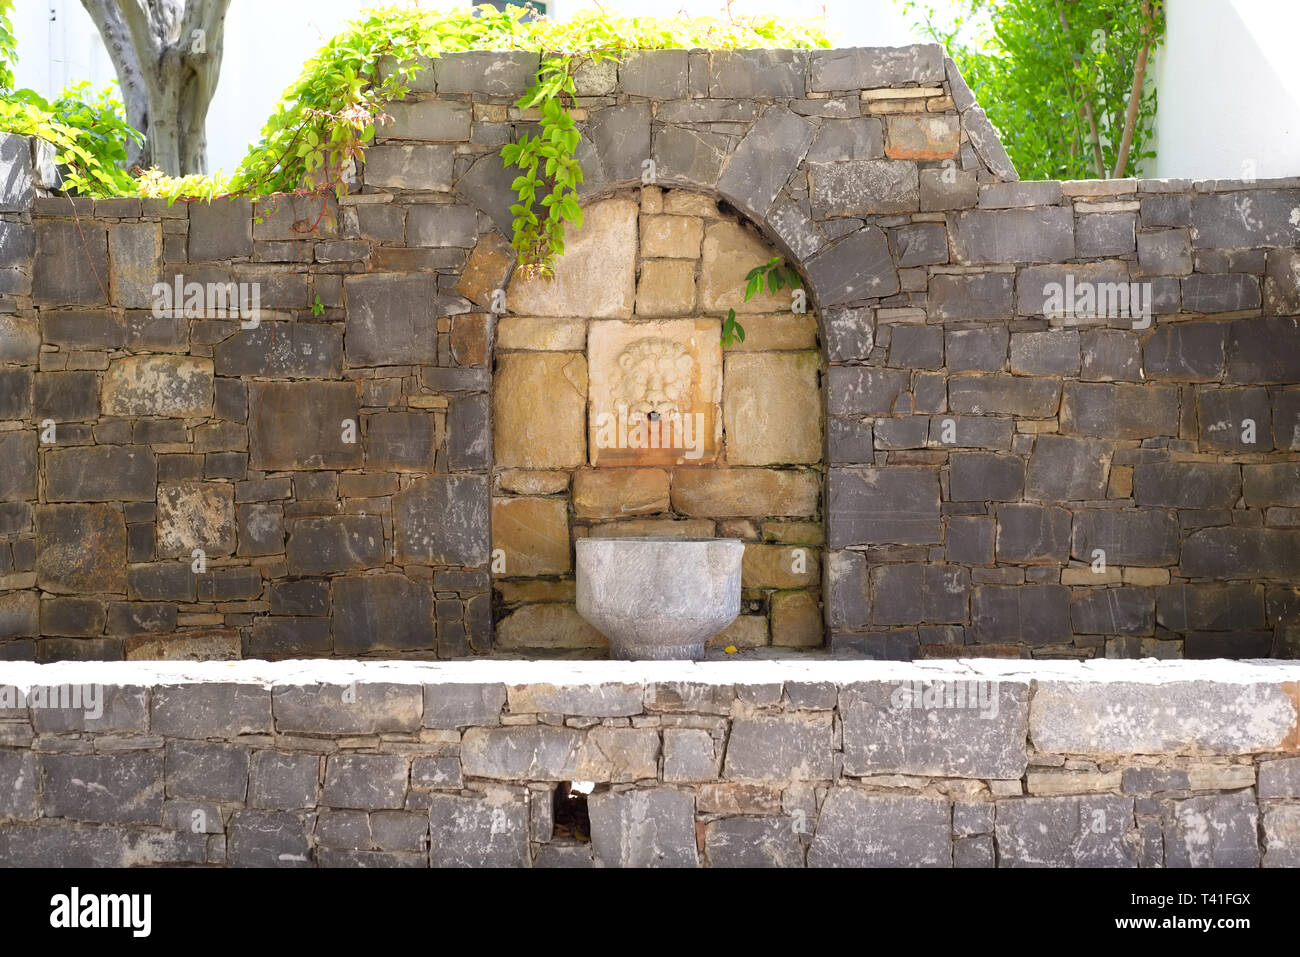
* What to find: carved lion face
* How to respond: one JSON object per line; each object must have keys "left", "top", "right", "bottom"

{"left": 612, "top": 337, "right": 694, "bottom": 419}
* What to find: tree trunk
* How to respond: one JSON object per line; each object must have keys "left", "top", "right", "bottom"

{"left": 79, "top": 0, "right": 230, "bottom": 176}
{"left": 1113, "top": 1, "right": 1154, "bottom": 179}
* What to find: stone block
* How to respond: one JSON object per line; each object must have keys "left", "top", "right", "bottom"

{"left": 392, "top": 474, "right": 488, "bottom": 566}
{"left": 671, "top": 468, "right": 819, "bottom": 519}
{"left": 810, "top": 159, "right": 918, "bottom": 217}
{"left": 493, "top": 352, "right": 586, "bottom": 469}
{"left": 717, "top": 106, "right": 815, "bottom": 219}
{"left": 344, "top": 273, "right": 441, "bottom": 366}
{"left": 827, "top": 366, "right": 909, "bottom": 416}
{"left": 323, "top": 754, "right": 408, "bottom": 810}
{"left": 248, "top": 381, "right": 361, "bottom": 470}
{"left": 227, "top": 810, "right": 311, "bottom": 867}
{"left": 995, "top": 796, "right": 1134, "bottom": 866}
{"left": 491, "top": 497, "right": 570, "bottom": 577}
{"left": 919, "top": 166, "right": 977, "bottom": 210}
{"left": 364, "top": 144, "right": 454, "bottom": 189}
{"left": 33, "top": 220, "right": 108, "bottom": 305}
{"left": 427, "top": 791, "right": 529, "bottom": 867}
{"left": 1137, "top": 229, "right": 1192, "bottom": 276}
{"left": 1164, "top": 792, "right": 1259, "bottom": 868}
{"left": 724, "top": 713, "right": 834, "bottom": 781}
{"left": 1190, "top": 189, "right": 1300, "bottom": 248}
{"left": 31, "top": 370, "right": 95, "bottom": 421}
{"left": 42, "top": 752, "right": 162, "bottom": 824}
{"left": 1031, "top": 674, "right": 1298, "bottom": 753}
{"left": 1026, "top": 435, "right": 1111, "bottom": 501}
{"left": 1077, "top": 212, "right": 1136, "bottom": 257}
{"left": 423, "top": 683, "right": 506, "bottom": 729}
{"left": 188, "top": 197, "right": 253, "bottom": 260}
{"left": 1180, "top": 527, "right": 1300, "bottom": 581}
{"left": 1071, "top": 509, "right": 1178, "bottom": 566}
{"left": 1133, "top": 462, "right": 1240, "bottom": 509}
{"left": 107, "top": 222, "right": 161, "bottom": 308}
{"left": 1259, "top": 757, "right": 1300, "bottom": 799}
{"left": 507, "top": 197, "right": 636, "bottom": 318}
{"left": 971, "top": 584, "right": 1070, "bottom": 645}
{"left": 996, "top": 504, "right": 1071, "bottom": 564}
{"left": 948, "top": 374, "right": 1060, "bottom": 418}
{"left": 212, "top": 323, "right": 343, "bottom": 378}
{"left": 805, "top": 227, "right": 899, "bottom": 305}
{"left": 808, "top": 791, "right": 951, "bottom": 867}
{"left": 285, "top": 515, "right": 383, "bottom": 576}
{"left": 0, "top": 750, "right": 37, "bottom": 818}
{"left": 0, "top": 432, "right": 36, "bottom": 502}
{"left": 828, "top": 467, "right": 941, "bottom": 546}
{"left": 807, "top": 117, "right": 884, "bottom": 162}
{"left": 724, "top": 352, "right": 821, "bottom": 466}
{"left": 950, "top": 452, "right": 1024, "bottom": 502}
{"left": 1198, "top": 387, "right": 1272, "bottom": 452}
{"left": 101, "top": 356, "right": 213, "bottom": 418}
{"left": 156, "top": 481, "right": 236, "bottom": 559}
{"left": 165, "top": 740, "right": 249, "bottom": 802}
{"left": 332, "top": 574, "right": 435, "bottom": 654}
{"left": 945, "top": 327, "right": 1008, "bottom": 370}
{"left": 1264, "top": 248, "right": 1300, "bottom": 315}
{"left": 946, "top": 515, "right": 994, "bottom": 565}
{"left": 1070, "top": 587, "right": 1155, "bottom": 635}
{"left": 1226, "top": 317, "right": 1300, "bottom": 384}
{"left": 809, "top": 45, "right": 945, "bottom": 90}
{"left": 589, "top": 788, "right": 698, "bottom": 868}
{"left": 1182, "top": 273, "right": 1260, "bottom": 314}
{"left": 1010, "top": 331, "right": 1080, "bottom": 376}
{"left": 573, "top": 468, "right": 668, "bottom": 519}
{"left": 706, "top": 816, "right": 805, "bottom": 867}
{"left": 930, "top": 273, "right": 1013, "bottom": 321}
{"left": 950, "top": 207, "right": 1074, "bottom": 264}
{"left": 822, "top": 306, "right": 874, "bottom": 362}
{"left": 840, "top": 679, "right": 1028, "bottom": 777}
{"left": 1060, "top": 382, "right": 1179, "bottom": 439}
{"left": 273, "top": 682, "right": 421, "bottom": 735}
{"left": 35, "top": 504, "right": 126, "bottom": 595}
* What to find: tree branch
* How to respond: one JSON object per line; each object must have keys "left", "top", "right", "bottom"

{"left": 78, "top": 0, "right": 153, "bottom": 166}
{"left": 1113, "top": 0, "right": 1153, "bottom": 178}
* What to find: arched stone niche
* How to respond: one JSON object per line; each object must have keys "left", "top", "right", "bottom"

{"left": 488, "top": 188, "right": 825, "bottom": 652}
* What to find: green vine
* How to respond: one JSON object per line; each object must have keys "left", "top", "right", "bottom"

{"left": 722, "top": 257, "right": 803, "bottom": 347}
{"left": 0, "top": 3, "right": 830, "bottom": 264}
{"left": 502, "top": 53, "right": 607, "bottom": 282}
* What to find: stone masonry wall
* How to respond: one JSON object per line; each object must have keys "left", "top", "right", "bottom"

{"left": 0, "top": 46, "right": 1297, "bottom": 660}
{"left": 0, "top": 658, "right": 1296, "bottom": 867}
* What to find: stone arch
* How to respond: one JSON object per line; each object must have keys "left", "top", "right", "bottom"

{"left": 403, "top": 46, "right": 1022, "bottom": 654}
{"left": 477, "top": 185, "right": 828, "bottom": 653}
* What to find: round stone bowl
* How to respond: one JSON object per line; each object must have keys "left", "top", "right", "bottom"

{"left": 575, "top": 537, "right": 744, "bottom": 660}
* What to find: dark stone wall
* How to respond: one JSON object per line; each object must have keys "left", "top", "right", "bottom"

{"left": 0, "top": 47, "right": 1297, "bottom": 660}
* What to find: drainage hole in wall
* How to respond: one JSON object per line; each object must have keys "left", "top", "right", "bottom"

{"left": 554, "top": 780, "right": 594, "bottom": 843}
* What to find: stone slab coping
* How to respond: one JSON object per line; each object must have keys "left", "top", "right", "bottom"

{"left": 1, "top": 657, "right": 1297, "bottom": 688}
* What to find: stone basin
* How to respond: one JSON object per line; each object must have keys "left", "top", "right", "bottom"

{"left": 575, "top": 537, "right": 744, "bottom": 660}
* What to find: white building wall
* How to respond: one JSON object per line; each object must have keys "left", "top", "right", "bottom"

{"left": 1153, "top": 0, "right": 1300, "bottom": 179}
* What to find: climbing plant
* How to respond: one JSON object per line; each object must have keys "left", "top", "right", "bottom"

{"left": 3, "top": 3, "right": 830, "bottom": 270}
{"left": 0, "top": 1, "right": 144, "bottom": 197}
{"left": 722, "top": 257, "right": 804, "bottom": 347}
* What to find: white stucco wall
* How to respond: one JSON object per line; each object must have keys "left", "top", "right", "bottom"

{"left": 1153, "top": 0, "right": 1300, "bottom": 179}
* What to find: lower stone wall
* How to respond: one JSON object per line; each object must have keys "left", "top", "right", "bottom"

{"left": 0, "top": 658, "right": 1296, "bottom": 867}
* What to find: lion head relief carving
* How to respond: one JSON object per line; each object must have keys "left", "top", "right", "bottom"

{"left": 613, "top": 337, "right": 695, "bottom": 420}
